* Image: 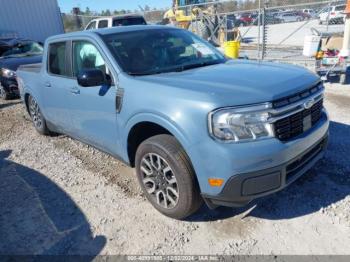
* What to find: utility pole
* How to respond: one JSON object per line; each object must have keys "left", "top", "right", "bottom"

{"left": 340, "top": 0, "right": 350, "bottom": 57}
{"left": 257, "top": 0, "right": 261, "bottom": 60}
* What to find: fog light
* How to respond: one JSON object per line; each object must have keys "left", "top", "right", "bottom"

{"left": 208, "top": 178, "right": 224, "bottom": 187}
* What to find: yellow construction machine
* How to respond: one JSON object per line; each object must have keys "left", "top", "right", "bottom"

{"left": 163, "top": 0, "right": 234, "bottom": 46}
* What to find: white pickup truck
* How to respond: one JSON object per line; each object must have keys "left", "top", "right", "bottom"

{"left": 85, "top": 15, "right": 147, "bottom": 30}
{"left": 319, "top": 4, "right": 346, "bottom": 25}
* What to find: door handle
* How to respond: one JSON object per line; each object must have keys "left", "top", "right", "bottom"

{"left": 45, "top": 82, "right": 51, "bottom": 87}
{"left": 70, "top": 87, "right": 80, "bottom": 94}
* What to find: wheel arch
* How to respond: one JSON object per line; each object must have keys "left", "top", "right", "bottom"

{"left": 24, "top": 92, "right": 31, "bottom": 115}
{"left": 124, "top": 113, "right": 191, "bottom": 167}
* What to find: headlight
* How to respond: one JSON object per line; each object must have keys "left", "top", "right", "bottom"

{"left": 208, "top": 103, "right": 275, "bottom": 142}
{"left": 1, "top": 68, "right": 16, "bottom": 78}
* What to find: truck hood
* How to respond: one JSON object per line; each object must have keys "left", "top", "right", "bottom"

{"left": 137, "top": 60, "right": 320, "bottom": 106}
{"left": 0, "top": 55, "right": 42, "bottom": 71}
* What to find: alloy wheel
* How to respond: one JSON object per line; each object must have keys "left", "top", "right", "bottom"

{"left": 29, "top": 97, "right": 43, "bottom": 129}
{"left": 140, "top": 153, "right": 179, "bottom": 209}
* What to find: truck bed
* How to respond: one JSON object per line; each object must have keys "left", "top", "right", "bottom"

{"left": 17, "top": 63, "right": 41, "bottom": 73}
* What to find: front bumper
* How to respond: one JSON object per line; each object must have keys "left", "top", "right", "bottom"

{"left": 0, "top": 77, "right": 19, "bottom": 96}
{"left": 202, "top": 135, "right": 328, "bottom": 208}
{"left": 187, "top": 110, "right": 329, "bottom": 208}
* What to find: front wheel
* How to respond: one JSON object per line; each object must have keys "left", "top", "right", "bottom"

{"left": 135, "top": 134, "right": 203, "bottom": 219}
{"left": 28, "top": 95, "right": 51, "bottom": 135}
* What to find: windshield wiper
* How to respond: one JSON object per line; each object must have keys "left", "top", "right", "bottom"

{"left": 178, "top": 60, "right": 224, "bottom": 71}
{"left": 127, "top": 60, "right": 225, "bottom": 76}
{"left": 128, "top": 67, "right": 180, "bottom": 76}
{"left": 128, "top": 71, "right": 163, "bottom": 76}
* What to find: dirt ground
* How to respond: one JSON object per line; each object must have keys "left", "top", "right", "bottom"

{"left": 0, "top": 83, "right": 349, "bottom": 256}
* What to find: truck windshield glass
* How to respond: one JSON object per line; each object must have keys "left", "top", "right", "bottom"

{"left": 0, "top": 42, "right": 43, "bottom": 58}
{"left": 102, "top": 29, "right": 226, "bottom": 75}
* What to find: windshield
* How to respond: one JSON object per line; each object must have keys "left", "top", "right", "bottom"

{"left": 0, "top": 41, "right": 43, "bottom": 58}
{"left": 101, "top": 28, "right": 226, "bottom": 75}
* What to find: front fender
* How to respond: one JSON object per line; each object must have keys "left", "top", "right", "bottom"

{"left": 122, "top": 112, "right": 193, "bottom": 162}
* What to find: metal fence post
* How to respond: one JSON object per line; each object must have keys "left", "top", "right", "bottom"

{"left": 326, "top": 1, "right": 331, "bottom": 32}
{"left": 262, "top": 6, "right": 267, "bottom": 60}
{"left": 257, "top": 0, "right": 261, "bottom": 61}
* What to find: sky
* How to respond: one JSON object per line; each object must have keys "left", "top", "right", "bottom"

{"left": 57, "top": 0, "right": 170, "bottom": 13}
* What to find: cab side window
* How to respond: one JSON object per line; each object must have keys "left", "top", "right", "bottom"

{"left": 98, "top": 20, "right": 108, "bottom": 28}
{"left": 73, "top": 41, "right": 111, "bottom": 81}
{"left": 48, "top": 42, "right": 68, "bottom": 76}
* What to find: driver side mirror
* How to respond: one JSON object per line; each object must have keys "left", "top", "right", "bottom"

{"left": 77, "top": 69, "right": 108, "bottom": 87}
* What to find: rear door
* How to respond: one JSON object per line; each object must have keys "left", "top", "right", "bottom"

{"left": 67, "top": 39, "right": 120, "bottom": 155}
{"left": 42, "top": 41, "right": 75, "bottom": 133}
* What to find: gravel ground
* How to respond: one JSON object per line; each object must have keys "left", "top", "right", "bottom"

{"left": 0, "top": 83, "right": 349, "bottom": 256}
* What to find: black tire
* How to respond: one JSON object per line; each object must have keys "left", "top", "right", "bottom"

{"left": 135, "top": 134, "right": 203, "bottom": 219}
{"left": 28, "top": 95, "right": 51, "bottom": 135}
{"left": 0, "top": 85, "right": 10, "bottom": 100}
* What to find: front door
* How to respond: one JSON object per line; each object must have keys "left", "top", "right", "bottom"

{"left": 68, "top": 40, "right": 120, "bottom": 155}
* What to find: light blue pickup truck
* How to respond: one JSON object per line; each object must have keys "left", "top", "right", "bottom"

{"left": 17, "top": 25, "right": 329, "bottom": 219}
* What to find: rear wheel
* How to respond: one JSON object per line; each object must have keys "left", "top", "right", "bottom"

{"left": 0, "top": 85, "right": 10, "bottom": 100}
{"left": 135, "top": 134, "right": 203, "bottom": 219}
{"left": 28, "top": 95, "right": 50, "bottom": 135}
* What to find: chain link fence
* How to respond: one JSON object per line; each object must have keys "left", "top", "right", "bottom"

{"left": 61, "top": 0, "right": 347, "bottom": 71}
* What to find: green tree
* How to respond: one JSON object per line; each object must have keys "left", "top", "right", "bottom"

{"left": 84, "top": 7, "right": 91, "bottom": 15}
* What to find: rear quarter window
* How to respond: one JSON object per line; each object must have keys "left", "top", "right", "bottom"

{"left": 98, "top": 20, "right": 109, "bottom": 28}
{"left": 335, "top": 5, "right": 345, "bottom": 11}
{"left": 112, "top": 17, "right": 147, "bottom": 26}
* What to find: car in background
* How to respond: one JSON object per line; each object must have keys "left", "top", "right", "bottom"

{"left": 303, "top": 9, "right": 317, "bottom": 18}
{"left": 85, "top": 15, "right": 147, "bottom": 30}
{"left": 251, "top": 13, "right": 283, "bottom": 25}
{"left": 319, "top": 4, "right": 346, "bottom": 25}
{"left": 0, "top": 38, "right": 43, "bottom": 100}
{"left": 276, "top": 11, "right": 305, "bottom": 23}
{"left": 236, "top": 13, "right": 255, "bottom": 26}
{"left": 297, "top": 10, "right": 312, "bottom": 20}
{"left": 226, "top": 14, "right": 253, "bottom": 27}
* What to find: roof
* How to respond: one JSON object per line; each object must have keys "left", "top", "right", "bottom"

{"left": 92, "top": 14, "right": 145, "bottom": 20}
{"left": 47, "top": 25, "right": 181, "bottom": 41}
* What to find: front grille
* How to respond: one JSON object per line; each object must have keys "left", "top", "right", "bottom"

{"left": 273, "top": 82, "right": 323, "bottom": 109}
{"left": 274, "top": 99, "right": 323, "bottom": 141}
{"left": 286, "top": 138, "right": 326, "bottom": 181}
